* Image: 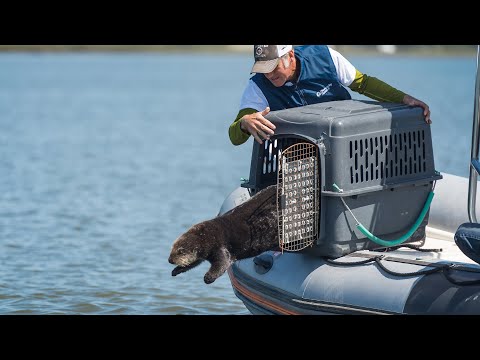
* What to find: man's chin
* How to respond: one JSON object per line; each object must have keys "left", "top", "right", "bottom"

{"left": 270, "top": 80, "right": 285, "bottom": 87}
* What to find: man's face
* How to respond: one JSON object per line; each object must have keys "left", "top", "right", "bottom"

{"left": 264, "top": 52, "right": 293, "bottom": 87}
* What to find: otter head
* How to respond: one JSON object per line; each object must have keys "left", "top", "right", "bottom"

{"left": 168, "top": 222, "right": 211, "bottom": 277}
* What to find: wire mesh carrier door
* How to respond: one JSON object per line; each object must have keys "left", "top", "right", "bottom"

{"left": 277, "top": 142, "right": 320, "bottom": 251}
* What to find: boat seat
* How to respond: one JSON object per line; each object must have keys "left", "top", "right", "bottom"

{"left": 455, "top": 222, "right": 480, "bottom": 264}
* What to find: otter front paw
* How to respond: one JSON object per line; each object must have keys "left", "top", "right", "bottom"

{"left": 172, "top": 266, "right": 185, "bottom": 276}
{"left": 204, "top": 273, "right": 217, "bottom": 284}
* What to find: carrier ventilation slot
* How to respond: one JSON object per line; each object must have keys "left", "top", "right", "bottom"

{"left": 277, "top": 142, "right": 319, "bottom": 252}
{"left": 259, "top": 138, "right": 300, "bottom": 187}
{"left": 349, "top": 130, "right": 427, "bottom": 184}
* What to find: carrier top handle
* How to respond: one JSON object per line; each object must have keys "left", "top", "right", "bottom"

{"left": 332, "top": 183, "right": 435, "bottom": 247}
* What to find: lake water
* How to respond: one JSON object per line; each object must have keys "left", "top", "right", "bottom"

{"left": 0, "top": 52, "right": 476, "bottom": 314}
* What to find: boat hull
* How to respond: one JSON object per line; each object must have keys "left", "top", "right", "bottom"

{"left": 228, "top": 247, "right": 480, "bottom": 315}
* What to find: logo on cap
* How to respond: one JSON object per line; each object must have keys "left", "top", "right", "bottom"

{"left": 254, "top": 45, "right": 270, "bottom": 60}
{"left": 251, "top": 45, "right": 292, "bottom": 74}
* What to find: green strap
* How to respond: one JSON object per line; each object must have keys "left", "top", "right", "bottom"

{"left": 357, "top": 191, "right": 434, "bottom": 246}
{"left": 333, "top": 184, "right": 434, "bottom": 247}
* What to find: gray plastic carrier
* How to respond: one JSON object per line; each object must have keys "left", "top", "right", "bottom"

{"left": 242, "top": 100, "right": 442, "bottom": 258}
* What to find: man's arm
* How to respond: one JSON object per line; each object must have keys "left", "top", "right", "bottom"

{"left": 348, "top": 69, "right": 406, "bottom": 102}
{"left": 229, "top": 108, "right": 257, "bottom": 146}
{"left": 229, "top": 107, "right": 275, "bottom": 146}
{"left": 348, "top": 70, "right": 431, "bottom": 124}
{"left": 229, "top": 79, "right": 276, "bottom": 146}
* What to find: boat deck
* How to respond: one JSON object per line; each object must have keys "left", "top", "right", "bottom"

{"left": 349, "top": 225, "right": 480, "bottom": 269}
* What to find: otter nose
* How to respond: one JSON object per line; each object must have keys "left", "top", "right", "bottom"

{"left": 168, "top": 256, "right": 174, "bottom": 264}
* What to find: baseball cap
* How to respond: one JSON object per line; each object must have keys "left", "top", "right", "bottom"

{"left": 251, "top": 45, "right": 293, "bottom": 74}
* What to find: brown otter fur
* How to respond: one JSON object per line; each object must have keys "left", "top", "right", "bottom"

{"left": 168, "top": 184, "right": 279, "bottom": 284}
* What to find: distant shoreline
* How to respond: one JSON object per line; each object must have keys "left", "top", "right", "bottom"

{"left": 0, "top": 45, "right": 476, "bottom": 57}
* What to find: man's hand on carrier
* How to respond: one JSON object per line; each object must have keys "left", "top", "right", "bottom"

{"left": 403, "top": 94, "right": 432, "bottom": 125}
{"left": 240, "top": 107, "right": 276, "bottom": 144}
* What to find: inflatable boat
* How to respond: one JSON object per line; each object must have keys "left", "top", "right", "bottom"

{"left": 220, "top": 46, "right": 480, "bottom": 315}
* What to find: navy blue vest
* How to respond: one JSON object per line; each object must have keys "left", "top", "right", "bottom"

{"left": 251, "top": 45, "right": 352, "bottom": 111}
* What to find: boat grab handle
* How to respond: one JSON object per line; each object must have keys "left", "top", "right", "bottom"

{"left": 332, "top": 183, "right": 434, "bottom": 247}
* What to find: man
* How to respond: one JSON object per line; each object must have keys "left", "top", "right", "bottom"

{"left": 229, "top": 45, "right": 432, "bottom": 146}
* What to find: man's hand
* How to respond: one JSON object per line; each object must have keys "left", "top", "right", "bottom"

{"left": 240, "top": 107, "right": 276, "bottom": 144}
{"left": 403, "top": 94, "right": 432, "bottom": 124}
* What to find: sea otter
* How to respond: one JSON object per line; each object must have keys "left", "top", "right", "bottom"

{"left": 168, "top": 184, "right": 279, "bottom": 284}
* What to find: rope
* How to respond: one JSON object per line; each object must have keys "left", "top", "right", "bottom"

{"left": 374, "top": 256, "right": 448, "bottom": 277}
{"left": 324, "top": 256, "right": 376, "bottom": 266}
{"left": 376, "top": 243, "right": 443, "bottom": 253}
{"left": 332, "top": 182, "right": 435, "bottom": 247}
{"left": 324, "top": 254, "right": 480, "bottom": 286}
